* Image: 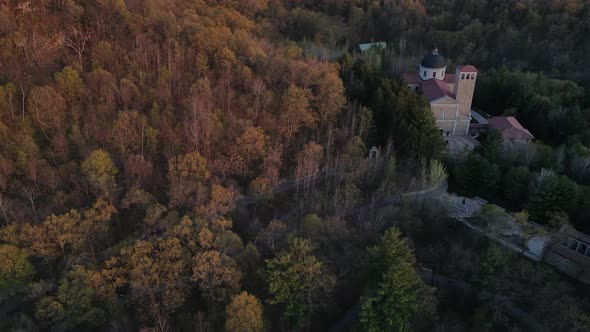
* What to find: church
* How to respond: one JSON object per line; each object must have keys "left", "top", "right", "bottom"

{"left": 403, "top": 48, "right": 477, "bottom": 136}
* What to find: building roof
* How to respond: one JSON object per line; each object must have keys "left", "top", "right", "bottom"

{"left": 488, "top": 116, "right": 534, "bottom": 140}
{"left": 422, "top": 78, "right": 456, "bottom": 102}
{"left": 420, "top": 48, "right": 446, "bottom": 69}
{"left": 358, "top": 42, "right": 387, "bottom": 52}
{"left": 548, "top": 242, "right": 590, "bottom": 266}
{"left": 402, "top": 73, "right": 422, "bottom": 84}
{"left": 442, "top": 74, "right": 455, "bottom": 84}
{"left": 402, "top": 73, "right": 457, "bottom": 102}
{"left": 545, "top": 225, "right": 590, "bottom": 267}
{"left": 562, "top": 225, "right": 590, "bottom": 244}
{"left": 457, "top": 65, "right": 478, "bottom": 73}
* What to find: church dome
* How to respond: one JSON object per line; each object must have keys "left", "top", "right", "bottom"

{"left": 420, "top": 48, "right": 446, "bottom": 69}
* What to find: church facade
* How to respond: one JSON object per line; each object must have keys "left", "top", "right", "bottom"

{"left": 403, "top": 49, "right": 477, "bottom": 136}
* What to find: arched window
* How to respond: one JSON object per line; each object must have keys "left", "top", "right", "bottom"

{"left": 569, "top": 239, "right": 578, "bottom": 250}
{"left": 577, "top": 243, "right": 588, "bottom": 255}
{"left": 461, "top": 73, "right": 465, "bottom": 79}
{"left": 433, "top": 71, "right": 436, "bottom": 78}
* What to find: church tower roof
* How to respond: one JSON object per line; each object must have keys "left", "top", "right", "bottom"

{"left": 420, "top": 48, "right": 447, "bottom": 69}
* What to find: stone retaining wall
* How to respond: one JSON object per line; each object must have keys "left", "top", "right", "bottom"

{"left": 543, "top": 250, "right": 590, "bottom": 284}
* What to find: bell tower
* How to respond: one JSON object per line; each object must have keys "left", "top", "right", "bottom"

{"left": 453, "top": 65, "right": 478, "bottom": 119}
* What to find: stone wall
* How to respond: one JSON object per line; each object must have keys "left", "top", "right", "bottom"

{"left": 431, "top": 103, "right": 459, "bottom": 120}
{"left": 435, "top": 120, "right": 455, "bottom": 135}
{"left": 544, "top": 250, "right": 583, "bottom": 276}
{"left": 431, "top": 103, "right": 470, "bottom": 135}
{"left": 435, "top": 119, "right": 470, "bottom": 136}
{"left": 543, "top": 249, "right": 590, "bottom": 285}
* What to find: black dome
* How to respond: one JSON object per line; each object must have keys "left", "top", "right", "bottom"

{"left": 420, "top": 48, "right": 446, "bottom": 69}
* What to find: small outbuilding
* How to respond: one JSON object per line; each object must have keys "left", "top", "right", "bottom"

{"left": 357, "top": 42, "right": 387, "bottom": 53}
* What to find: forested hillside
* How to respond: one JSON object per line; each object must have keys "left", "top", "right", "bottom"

{"left": 0, "top": 1, "right": 443, "bottom": 331}
{"left": 1, "top": 1, "right": 590, "bottom": 331}
{"left": 280, "top": 0, "right": 590, "bottom": 86}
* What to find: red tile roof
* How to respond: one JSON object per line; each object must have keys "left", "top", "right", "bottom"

{"left": 457, "top": 65, "right": 478, "bottom": 73}
{"left": 402, "top": 74, "right": 457, "bottom": 102}
{"left": 402, "top": 73, "right": 422, "bottom": 84}
{"left": 488, "top": 116, "right": 534, "bottom": 140}
{"left": 443, "top": 74, "right": 456, "bottom": 84}
{"left": 422, "top": 78, "right": 456, "bottom": 102}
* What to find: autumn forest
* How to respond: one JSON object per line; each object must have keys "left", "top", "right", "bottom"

{"left": 1, "top": 0, "right": 590, "bottom": 331}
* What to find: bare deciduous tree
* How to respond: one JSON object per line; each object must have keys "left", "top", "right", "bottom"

{"left": 21, "top": 186, "right": 40, "bottom": 218}
{"left": 63, "top": 26, "right": 92, "bottom": 70}
{"left": 0, "top": 193, "right": 13, "bottom": 225}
